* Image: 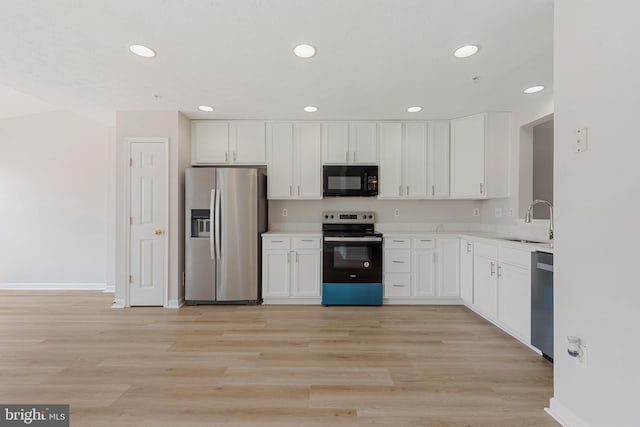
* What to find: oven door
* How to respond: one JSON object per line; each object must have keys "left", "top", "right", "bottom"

{"left": 323, "top": 236, "right": 383, "bottom": 283}
{"left": 323, "top": 166, "right": 378, "bottom": 197}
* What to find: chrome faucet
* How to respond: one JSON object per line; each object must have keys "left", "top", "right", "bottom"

{"left": 525, "top": 199, "right": 554, "bottom": 240}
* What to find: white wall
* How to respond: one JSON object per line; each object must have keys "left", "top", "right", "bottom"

{"left": 551, "top": 1, "right": 640, "bottom": 425}
{"left": 0, "top": 110, "right": 112, "bottom": 284}
{"left": 114, "top": 111, "right": 190, "bottom": 306}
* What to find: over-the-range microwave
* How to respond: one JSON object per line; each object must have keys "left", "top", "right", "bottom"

{"left": 323, "top": 165, "right": 378, "bottom": 197}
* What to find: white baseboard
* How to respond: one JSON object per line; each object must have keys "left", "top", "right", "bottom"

{"left": 0, "top": 282, "right": 107, "bottom": 291}
{"left": 111, "top": 298, "right": 125, "bottom": 308}
{"left": 546, "top": 397, "right": 589, "bottom": 427}
{"left": 383, "top": 298, "right": 464, "bottom": 305}
{"left": 103, "top": 284, "right": 115, "bottom": 293}
{"left": 166, "top": 298, "right": 184, "bottom": 309}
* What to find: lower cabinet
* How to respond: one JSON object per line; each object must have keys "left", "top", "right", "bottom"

{"left": 460, "top": 239, "right": 474, "bottom": 305}
{"left": 262, "top": 235, "right": 322, "bottom": 304}
{"left": 383, "top": 236, "right": 459, "bottom": 303}
{"left": 470, "top": 240, "right": 532, "bottom": 345}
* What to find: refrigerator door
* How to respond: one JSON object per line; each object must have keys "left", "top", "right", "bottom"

{"left": 185, "top": 168, "right": 217, "bottom": 302}
{"left": 215, "top": 168, "right": 259, "bottom": 301}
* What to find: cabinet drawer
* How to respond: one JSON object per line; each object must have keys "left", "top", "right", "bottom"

{"left": 414, "top": 238, "right": 436, "bottom": 249}
{"left": 384, "top": 250, "right": 411, "bottom": 273}
{"left": 293, "top": 237, "right": 321, "bottom": 249}
{"left": 384, "top": 273, "right": 411, "bottom": 297}
{"left": 263, "top": 237, "right": 291, "bottom": 250}
{"left": 499, "top": 246, "right": 531, "bottom": 269}
{"left": 385, "top": 238, "right": 411, "bottom": 249}
{"left": 474, "top": 241, "right": 499, "bottom": 259}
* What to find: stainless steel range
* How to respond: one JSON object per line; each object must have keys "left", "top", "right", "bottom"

{"left": 321, "top": 211, "right": 383, "bottom": 306}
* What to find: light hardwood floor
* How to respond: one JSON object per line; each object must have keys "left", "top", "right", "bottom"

{"left": 0, "top": 291, "right": 558, "bottom": 426}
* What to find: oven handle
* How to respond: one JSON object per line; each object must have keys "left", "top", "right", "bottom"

{"left": 324, "top": 236, "right": 383, "bottom": 242}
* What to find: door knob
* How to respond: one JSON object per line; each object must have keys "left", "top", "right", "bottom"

{"left": 154, "top": 229, "right": 163, "bottom": 235}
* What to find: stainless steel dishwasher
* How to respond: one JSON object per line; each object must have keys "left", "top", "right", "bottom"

{"left": 531, "top": 251, "right": 554, "bottom": 360}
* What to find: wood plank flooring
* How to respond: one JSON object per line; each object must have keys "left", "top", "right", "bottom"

{"left": 0, "top": 291, "right": 558, "bottom": 426}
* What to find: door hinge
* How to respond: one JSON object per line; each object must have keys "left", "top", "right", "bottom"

{"left": 129, "top": 275, "right": 133, "bottom": 284}
{"left": 129, "top": 216, "right": 133, "bottom": 224}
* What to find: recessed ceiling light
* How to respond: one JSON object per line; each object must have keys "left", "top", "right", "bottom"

{"left": 129, "top": 44, "right": 156, "bottom": 58}
{"left": 453, "top": 45, "right": 479, "bottom": 58}
{"left": 523, "top": 85, "right": 545, "bottom": 94}
{"left": 294, "top": 44, "right": 316, "bottom": 58}
{"left": 407, "top": 106, "right": 423, "bottom": 113}
{"left": 198, "top": 105, "right": 215, "bottom": 112}
{"left": 303, "top": 106, "right": 318, "bottom": 113}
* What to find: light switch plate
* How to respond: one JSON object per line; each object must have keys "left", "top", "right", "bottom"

{"left": 472, "top": 208, "right": 480, "bottom": 217}
{"left": 282, "top": 209, "right": 288, "bottom": 217}
{"left": 575, "top": 128, "right": 588, "bottom": 153}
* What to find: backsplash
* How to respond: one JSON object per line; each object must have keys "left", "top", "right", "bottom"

{"left": 268, "top": 199, "right": 482, "bottom": 230}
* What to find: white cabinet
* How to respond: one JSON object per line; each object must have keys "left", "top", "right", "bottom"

{"left": 191, "top": 121, "right": 266, "bottom": 165}
{"left": 383, "top": 236, "right": 459, "bottom": 302}
{"left": 262, "top": 235, "right": 322, "bottom": 303}
{"left": 450, "top": 112, "right": 510, "bottom": 199}
{"left": 378, "top": 122, "right": 428, "bottom": 199}
{"left": 428, "top": 120, "right": 450, "bottom": 198}
{"left": 496, "top": 247, "right": 532, "bottom": 343}
{"left": 469, "top": 240, "right": 532, "bottom": 344}
{"left": 322, "top": 122, "right": 378, "bottom": 165}
{"left": 460, "top": 239, "right": 474, "bottom": 306}
{"left": 267, "top": 123, "right": 322, "bottom": 199}
{"left": 378, "top": 122, "right": 404, "bottom": 198}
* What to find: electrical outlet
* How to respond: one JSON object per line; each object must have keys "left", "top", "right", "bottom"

{"left": 577, "top": 345, "right": 588, "bottom": 368}
{"left": 472, "top": 208, "right": 480, "bottom": 217}
{"left": 282, "top": 209, "right": 288, "bottom": 217}
{"left": 494, "top": 208, "right": 503, "bottom": 218}
{"left": 508, "top": 208, "right": 514, "bottom": 217}
{"left": 394, "top": 209, "right": 400, "bottom": 217}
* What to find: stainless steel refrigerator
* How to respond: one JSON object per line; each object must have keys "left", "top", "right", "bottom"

{"left": 185, "top": 167, "right": 267, "bottom": 304}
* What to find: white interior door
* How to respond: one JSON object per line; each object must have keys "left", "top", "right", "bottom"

{"left": 129, "top": 140, "right": 167, "bottom": 306}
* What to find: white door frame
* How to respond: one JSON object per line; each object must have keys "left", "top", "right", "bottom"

{"left": 125, "top": 137, "right": 169, "bottom": 307}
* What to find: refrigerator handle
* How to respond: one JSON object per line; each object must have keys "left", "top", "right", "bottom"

{"left": 209, "top": 189, "right": 216, "bottom": 260}
{"left": 215, "top": 188, "right": 222, "bottom": 258}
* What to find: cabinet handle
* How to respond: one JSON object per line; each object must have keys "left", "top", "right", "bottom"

{"left": 290, "top": 185, "right": 293, "bottom": 196}
{"left": 353, "top": 151, "right": 356, "bottom": 163}
{"left": 225, "top": 152, "right": 228, "bottom": 162}
{"left": 392, "top": 260, "right": 405, "bottom": 264}
{"left": 497, "top": 265, "right": 502, "bottom": 278}
{"left": 431, "top": 185, "right": 435, "bottom": 196}
{"left": 233, "top": 151, "right": 237, "bottom": 161}
{"left": 420, "top": 239, "right": 432, "bottom": 242}
{"left": 272, "top": 240, "right": 283, "bottom": 243}
{"left": 296, "top": 252, "right": 299, "bottom": 263}
{"left": 490, "top": 262, "right": 495, "bottom": 276}
{"left": 399, "top": 185, "right": 402, "bottom": 196}
{"left": 392, "top": 240, "right": 405, "bottom": 243}
{"left": 297, "top": 185, "right": 300, "bottom": 195}
{"left": 301, "top": 239, "right": 313, "bottom": 242}
{"left": 346, "top": 151, "right": 349, "bottom": 163}
{"left": 407, "top": 185, "right": 410, "bottom": 196}
{"left": 466, "top": 242, "right": 471, "bottom": 254}
{"left": 480, "top": 183, "right": 484, "bottom": 194}
{"left": 287, "top": 252, "right": 290, "bottom": 264}
{"left": 392, "top": 284, "right": 404, "bottom": 287}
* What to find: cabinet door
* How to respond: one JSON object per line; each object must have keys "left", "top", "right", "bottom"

{"left": 413, "top": 250, "right": 435, "bottom": 297}
{"left": 322, "top": 122, "right": 350, "bottom": 164}
{"left": 378, "top": 122, "right": 403, "bottom": 198}
{"left": 263, "top": 250, "right": 290, "bottom": 297}
{"left": 292, "top": 250, "right": 321, "bottom": 297}
{"left": 267, "top": 122, "right": 294, "bottom": 199}
{"left": 498, "top": 263, "right": 531, "bottom": 343}
{"left": 428, "top": 120, "right": 450, "bottom": 198}
{"left": 437, "top": 239, "right": 460, "bottom": 297}
{"left": 295, "top": 123, "right": 322, "bottom": 199}
{"left": 231, "top": 121, "right": 266, "bottom": 164}
{"left": 385, "top": 273, "right": 411, "bottom": 297}
{"left": 473, "top": 255, "right": 498, "bottom": 320}
{"left": 350, "top": 122, "right": 378, "bottom": 164}
{"left": 460, "top": 239, "right": 474, "bottom": 305}
{"left": 191, "top": 121, "right": 229, "bottom": 164}
{"left": 404, "top": 122, "right": 428, "bottom": 198}
{"left": 450, "top": 114, "right": 485, "bottom": 198}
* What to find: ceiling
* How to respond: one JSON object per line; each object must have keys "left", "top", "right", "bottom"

{"left": 0, "top": 0, "right": 553, "bottom": 123}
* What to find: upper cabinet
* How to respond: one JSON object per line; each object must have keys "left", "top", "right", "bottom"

{"left": 378, "top": 121, "right": 450, "bottom": 200}
{"left": 191, "top": 121, "right": 266, "bottom": 165}
{"left": 267, "top": 122, "right": 322, "bottom": 200}
{"left": 322, "top": 122, "right": 378, "bottom": 165}
{"left": 450, "top": 112, "right": 510, "bottom": 199}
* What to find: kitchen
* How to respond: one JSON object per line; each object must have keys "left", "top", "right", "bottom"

{"left": 1, "top": 1, "right": 639, "bottom": 426}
